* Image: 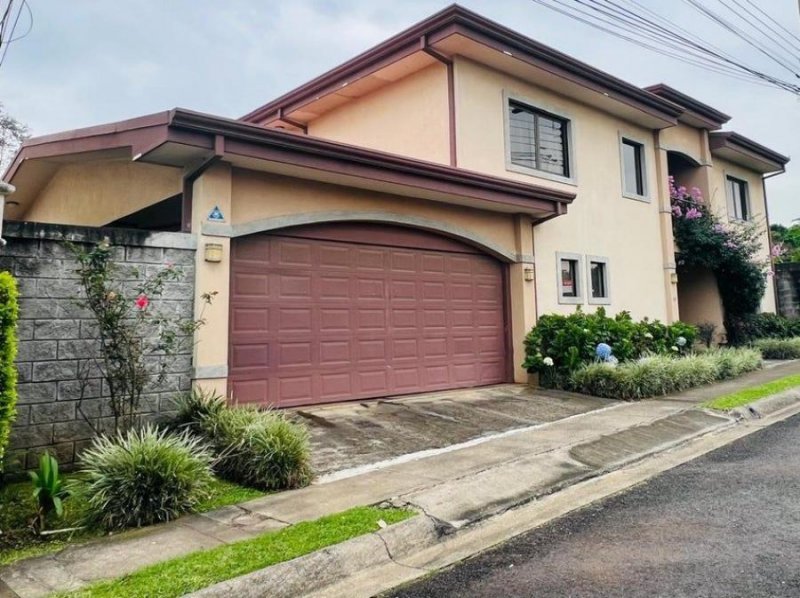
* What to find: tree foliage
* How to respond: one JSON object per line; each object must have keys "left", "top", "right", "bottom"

{"left": 0, "top": 103, "right": 29, "bottom": 176}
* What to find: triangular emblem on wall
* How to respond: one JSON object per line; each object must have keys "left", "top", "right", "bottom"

{"left": 207, "top": 205, "right": 225, "bottom": 222}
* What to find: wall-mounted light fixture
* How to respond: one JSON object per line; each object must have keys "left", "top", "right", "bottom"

{"left": 204, "top": 243, "right": 223, "bottom": 263}
{"left": 524, "top": 267, "right": 535, "bottom": 282}
{"left": 670, "top": 272, "right": 679, "bottom": 284}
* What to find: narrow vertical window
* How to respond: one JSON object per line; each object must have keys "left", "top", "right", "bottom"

{"left": 560, "top": 258, "right": 578, "bottom": 297}
{"left": 726, "top": 176, "right": 750, "bottom": 221}
{"left": 621, "top": 138, "right": 645, "bottom": 197}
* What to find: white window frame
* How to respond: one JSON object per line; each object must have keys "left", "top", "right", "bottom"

{"left": 504, "top": 90, "right": 577, "bottom": 186}
{"left": 556, "top": 251, "right": 583, "bottom": 305}
{"left": 725, "top": 174, "right": 751, "bottom": 222}
{"left": 618, "top": 133, "right": 650, "bottom": 202}
{"left": 586, "top": 255, "right": 611, "bottom": 305}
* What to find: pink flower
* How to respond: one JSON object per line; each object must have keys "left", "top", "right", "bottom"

{"left": 672, "top": 204, "right": 683, "bottom": 217}
{"left": 771, "top": 243, "right": 786, "bottom": 258}
{"left": 165, "top": 261, "right": 174, "bottom": 269}
{"left": 677, "top": 185, "right": 687, "bottom": 197}
{"left": 690, "top": 187, "right": 703, "bottom": 202}
{"left": 724, "top": 240, "right": 738, "bottom": 249}
{"left": 135, "top": 294, "right": 150, "bottom": 310}
{"left": 684, "top": 207, "right": 702, "bottom": 220}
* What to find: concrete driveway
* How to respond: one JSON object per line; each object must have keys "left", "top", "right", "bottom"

{"left": 292, "top": 384, "right": 614, "bottom": 478}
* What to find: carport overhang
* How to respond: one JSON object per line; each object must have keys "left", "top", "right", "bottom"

{"left": 4, "top": 108, "right": 575, "bottom": 227}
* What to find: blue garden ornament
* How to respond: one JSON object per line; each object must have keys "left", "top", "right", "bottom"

{"left": 595, "top": 343, "right": 613, "bottom": 361}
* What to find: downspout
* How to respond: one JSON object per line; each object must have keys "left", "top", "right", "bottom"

{"left": 763, "top": 167, "right": 786, "bottom": 313}
{"left": 421, "top": 36, "right": 457, "bottom": 167}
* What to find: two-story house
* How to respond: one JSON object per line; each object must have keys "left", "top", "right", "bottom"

{"left": 2, "top": 5, "right": 789, "bottom": 408}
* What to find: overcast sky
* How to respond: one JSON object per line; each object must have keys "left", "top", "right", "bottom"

{"left": 1, "top": 0, "right": 797, "bottom": 222}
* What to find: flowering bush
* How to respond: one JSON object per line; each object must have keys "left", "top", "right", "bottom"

{"left": 523, "top": 307, "right": 697, "bottom": 387}
{"left": 669, "top": 177, "right": 768, "bottom": 344}
{"left": 72, "top": 240, "right": 216, "bottom": 434}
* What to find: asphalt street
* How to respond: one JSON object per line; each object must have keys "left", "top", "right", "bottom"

{"left": 388, "top": 413, "right": 800, "bottom": 598}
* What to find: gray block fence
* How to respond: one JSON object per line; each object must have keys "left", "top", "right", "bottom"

{"left": 3, "top": 222, "right": 197, "bottom": 470}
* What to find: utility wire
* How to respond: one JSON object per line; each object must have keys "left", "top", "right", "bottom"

{"left": 720, "top": 0, "right": 800, "bottom": 57}
{"left": 681, "top": 0, "right": 800, "bottom": 78}
{"left": 528, "top": 0, "right": 777, "bottom": 86}
{"left": 0, "top": 0, "right": 31, "bottom": 70}
{"left": 742, "top": 0, "right": 800, "bottom": 47}
{"left": 529, "top": 0, "right": 800, "bottom": 95}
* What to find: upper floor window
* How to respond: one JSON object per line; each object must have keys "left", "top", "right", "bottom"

{"left": 621, "top": 138, "right": 646, "bottom": 198}
{"left": 508, "top": 100, "right": 570, "bottom": 178}
{"left": 726, "top": 175, "right": 750, "bottom": 221}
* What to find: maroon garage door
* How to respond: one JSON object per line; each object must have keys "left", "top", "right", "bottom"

{"left": 228, "top": 223, "right": 508, "bottom": 408}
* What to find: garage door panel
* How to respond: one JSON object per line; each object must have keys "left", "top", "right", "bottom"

{"left": 230, "top": 225, "right": 508, "bottom": 408}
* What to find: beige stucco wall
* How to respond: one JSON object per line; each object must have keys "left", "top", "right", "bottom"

{"left": 707, "top": 156, "right": 776, "bottom": 314}
{"left": 659, "top": 124, "right": 710, "bottom": 166}
{"left": 188, "top": 167, "right": 538, "bottom": 383}
{"left": 22, "top": 160, "right": 182, "bottom": 226}
{"left": 453, "top": 57, "right": 668, "bottom": 321}
{"left": 676, "top": 266, "right": 725, "bottom": 340}
{"left": 307, "top": 63, "right": 451, "bottom": 165}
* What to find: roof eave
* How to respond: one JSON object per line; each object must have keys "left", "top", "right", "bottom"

{"left": 242, "top": 4, "right": 681, "bottom": 127}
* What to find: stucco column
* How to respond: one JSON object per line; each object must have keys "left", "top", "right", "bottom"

{"left": 653, "top": 141, "right": 680, "bottom": 323}
{"left": 0, "top": 181, "right": 15, "bottom": 244}
{"left": 191, "top": 162, "right": 232, "bottom": 397}
{"left": 509, "top": 215, "right": 536, "bottom": 383}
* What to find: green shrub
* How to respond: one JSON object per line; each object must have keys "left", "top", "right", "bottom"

{"left": 172, "top": 388, "right": 227, "bottom": 434}
{"left": 200, "top": 407, "right": 313, "bottom": 491}
{"left": 569, "top": 348, "right": 762, "bottom": 400}
{"left": 727, "top": 312, "right": 800, "bottom": 345}
{"left": 523, "top": 307, "right": 698, "bottom": 386}
{"left": 79, "top": 426, "right": 213, "bottom": 530}
{"left": 0, "top": 271, "right": 18, "bottom": 474}
{"left": 753, "top": 337, "right": 800, "bottom": 360}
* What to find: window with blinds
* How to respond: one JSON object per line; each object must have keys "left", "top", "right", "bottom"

{"left": 508, "top": 101, "right": 570, "bottom": 178}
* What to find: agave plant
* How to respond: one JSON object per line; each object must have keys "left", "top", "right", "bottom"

{"left": 29, "top": 452, "right": 70, "bottom": 532}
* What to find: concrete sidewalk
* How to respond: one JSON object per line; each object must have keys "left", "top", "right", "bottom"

{"left": 3, "top": 360, "right": 800, "bottom": 597}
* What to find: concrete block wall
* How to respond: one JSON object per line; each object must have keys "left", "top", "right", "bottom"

{"left": 776, "top": 263, "right": 800, "bottom": 319}
{"left": 3, "top": 222, "right": 197, "bottom": 470}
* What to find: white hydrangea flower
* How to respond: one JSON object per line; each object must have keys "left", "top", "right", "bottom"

{"left": 644, "top": 332, "right": 653, "bottom": 339}
{"left": 671, "top": 346, "right": 679, "bottom": 352}
{"left": 543, "top": 357, "right": 554, "bottom": 367}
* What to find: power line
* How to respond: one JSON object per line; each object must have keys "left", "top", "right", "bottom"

{"left": 529, "top": 0, "right": 800, "bottom": 95}
{"left": 0, "top": 0, "right": 32, "bottom": 70}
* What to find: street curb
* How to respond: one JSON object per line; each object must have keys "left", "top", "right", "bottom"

{"left": 189, "top": 398, "right": 800, "bottom": 598}
{"left": 186, "top": 515, "right": 444, "bottom": 598}
{"left": 728, "top": 388, "right": 800, "bottom": 420}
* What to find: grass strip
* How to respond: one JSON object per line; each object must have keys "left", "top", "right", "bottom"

{"left": 58, "top": 506, "right": 414, "bottom": 598}
{"left": 0, "top": 476, "right": 264, "bottom": 567}
{"left": 703, "top": 373, "right": 800, "bottom": 411}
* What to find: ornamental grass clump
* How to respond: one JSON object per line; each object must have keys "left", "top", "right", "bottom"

{"left": 753, "top": 337, "right": 800, "bottom": 360}
{"left": 199, "top": 407, "right": 313, "bottom": 491}
{"left": 569, "top": 348, "right": 762, "bottom": 401}
{"left": 79, "top": 426, "right": 214, "bottom": 530}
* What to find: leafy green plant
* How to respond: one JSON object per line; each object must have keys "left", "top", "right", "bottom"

{"left": 727, "top": 312, "right": 800, "bottom": 344}
{"left": 171, "top": 388, "right": 227, "bottom": 435}
{"left": 523, "top": 307, "right": 697, "bottom": 387}
{"left": 669, "top": 178, "right": 769, "bottom": 344}
{"left": 29, "top": 453, "right": 70, "bottom": 532}
{"left": 0, "top": 271, "right": 19, "bottom": 475}
{"left": 753, "top": 337, "right": 800, "bottom": 360}
{"left": 569, "top": 348, "right": 762, "bottom": 400}
{"left": 199, "top": 407, "right": 313, "bottom": 491}
{"left": 71, "top": 240, "right": 216, "bottom": 434}
{"left": 79, "top": 426, "right": 214, "bottom": 530}
{"left": 697, "top": 322, "right": 717, "bottom": 348}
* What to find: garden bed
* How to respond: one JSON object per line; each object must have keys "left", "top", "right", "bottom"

{"left": 0, "top": 476, "right": 263, "bottom": 566}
